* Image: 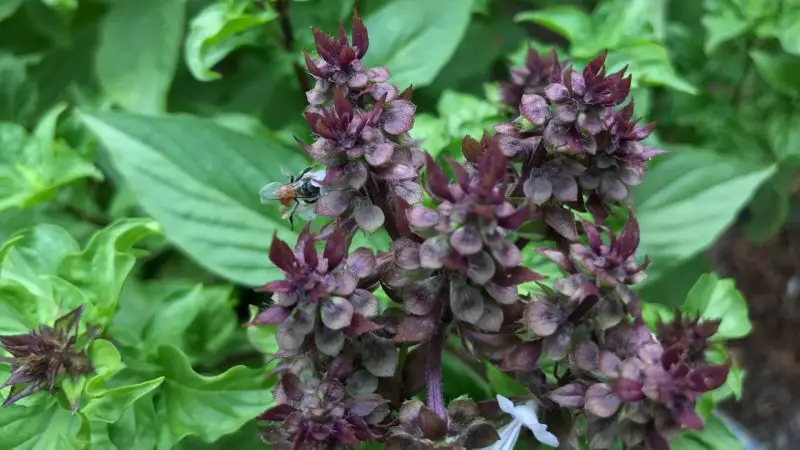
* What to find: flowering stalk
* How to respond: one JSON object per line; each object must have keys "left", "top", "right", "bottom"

{"left": 250, "top": 10, "right": 734, "bottom": 450}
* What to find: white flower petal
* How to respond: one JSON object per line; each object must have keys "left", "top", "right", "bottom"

{"left": 511, "top": 402, "right": 540, "bottom": 429}
{"left": 496, "top": 394, "right": 516, "bottom": 415}
{"left": 481, "top": 421, "right": 522, "bottom": 450}
{"left": 532, "top": 426, "right": 560, "bottom": 448}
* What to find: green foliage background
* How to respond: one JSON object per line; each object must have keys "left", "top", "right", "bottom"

{"left": 0, "top": 0, "right": 793, "bottom": 448}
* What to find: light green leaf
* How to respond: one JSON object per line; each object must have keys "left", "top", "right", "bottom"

{"left": 157, "top": 345, "right": 273, "bottom": 445}
{"left": 641, "top": 301, "right": 674, "bottom": 330}
{"left": 185, "top": 0, "right": 277, "bottom": 81}
{"left": 57, "top": 219, "right": 162, "bottom": 325}
{"left": 0, "top": 280, "right": 41, "bottom": 333}
{"left": 0, "top": 52, "right": 37, "bottom": 124}
{"left": 634, "top": 150, "right": 775, "bottom": 267}
{"left": 777, "top": 7, "right": 800, "bottom": 55}
{"left": 362, "top": 0, "right": 474, "bottom": 88}
{"left": 683, "top": 273, "right": 752, "bottom": 340}
{"left": 606, "top": 40, "right": 697, "bottom": 94}
{"left": 706, "top": 346, "right": 745, "bottom": 401}
{"left": 515, "top": 6, "right": 590, "bottom": 45}
{"left": 409, "top": 114, "right": 448, "bottom": 159}
{"left": 0, "top": 398, "right": 85, "bottom": 449}
{"left": 88, "top": 339, "right": 122, "bottom": 379}
{"left": 245, "top": 304, "right": 278, "bottom": 355}
{"left": 0, "top": 122, "right": 100, "bottom": 213}
{"left": 96, "top": 0, "right": 185, "bottom": 113}
{"left": 669, "top": 412, "right": 744, "bottom": 450}
{"left": 436, "top": 90, "right": 502, "bottom": 140}
{"left": 107, "top": 396, "right": 159, "bottom": 450}
{"left": 41, "top": 0, "right": 76, "bottom": 11}
{"left": 82, "top": 377, "right": 164, "bottom": 423}
{"left": 0, "top": 0, "right": 22, "bottom": 22}
{"left": 750, "top": 50, "right": 800, "bottom": 97}
{"left": 79, "top": 111, "right": 308, "bottom": 286}
{"left": 702, "top": 7, "right": 750, "bottom": 54}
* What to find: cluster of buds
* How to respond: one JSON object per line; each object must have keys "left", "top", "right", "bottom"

{"left": 496, "top": 50, "right": 664, "bottom": 228}
{"left": 301, "top": 11, "right": 423, "bottom": 234}
{"left": 545, "top": 318, "right": 728, "bottom": 450}
{"left": 251, "top": 9, "right": 733, "bottom": 450}
{"left": 0, "top": 305, "right": 95, "bottom": 407}
{"left": 498, "top": 48, "right": 561, "bottom": 111}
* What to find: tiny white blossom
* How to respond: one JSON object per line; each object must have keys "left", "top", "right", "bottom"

{"left": 481, "top": 395, "right": 560, "bottom": 450}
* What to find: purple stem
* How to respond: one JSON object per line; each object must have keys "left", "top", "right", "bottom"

{"left": 426, "top": 329, "right": 446, "bottom": 420}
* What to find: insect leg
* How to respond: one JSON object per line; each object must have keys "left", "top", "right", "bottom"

{"left": 287, "top": 199, "right": 300, "bottom": 230}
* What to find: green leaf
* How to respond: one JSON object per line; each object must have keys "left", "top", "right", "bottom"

{"left": 95, "top": 0, "right": 185, "bottom": 113}
{"left": 82, "top": 377, "right": 164, "bottom": 423}
{"left": 683, "top": 273, "right": 752, "bottom": 340}
{"left": 777, "top": 7, "right": 800, "bottom": 55}
{"left": 742, "top": 172, "right": 789, "bottom": 243}
{"left": 606, "top": 40, "right": 697, "bottom": 94}
{"left": 185, "top": 0, "right": 277, "bottom": 82}
{"left": 362, "top": 0, "right": 474, "bottom": 88}
{"left": 768, "top": 104, "right": 800, "bottom": 162}
{"left": 87, "top": 339, "right": 123, "bottom": 385}
{"left": 0, "top": 122, "right": 100, "bottom": 212}
{"left": 79, "top": 111, "right": 308, "bottom": 286}
{"left": 485, "top": 362, "right": 527, "bottom": 397}
{"left": 0, "top": 52, "right": 37, "bottom": 124}
{"left": 0, "top": 280, "right": 42, "bottom": 333}
{"left": 436, "top": 90, "right": 502, "bottom": 140}
{"left": 706, "top": 346, "right": 745, "bottom": 402}
{"left": 750, "top": 50, "right": 800, "bottom": 97}
{"left": 634, "top": 150, "right": 775, "bottom": 267}
{"left": 701, "top": 6, "right": 751, "bottom": 54}
{"left": 515, "top": 6, "right": 590, "bottom": 45}
{"left": 442, "top": 347, "right": 492, "bottom": 401}
{"left": 641, "top": 301, "right": 674, "bottom": 330}
{"left": 107, "top": 395, "right": 159, "bottom": 450}
{"left": 409, "top": 114, "right": 448, "bottom": 159}
{"left": 245, "top": 304, "right": 278, "bottom": 355}
{"left": 57, "top": 218, "right": 162, "bottom": 325}
{"left": 156, "top": 345, "right": 273, "bottom": 445}
{"left": 669, "top": 412, "right": 744, "bottom": 450}
{"left": 0, "top": 0, "right": 22, "bottom": 22}
{"left": 0, "top": 399, "right": 84, "bottom": 449}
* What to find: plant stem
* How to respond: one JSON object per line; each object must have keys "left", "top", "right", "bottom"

{"left": 426, "top": 328, "right": 446, "bottom": 420}
{"left": 272, "top": 0, "right": 311, "bottom": 94}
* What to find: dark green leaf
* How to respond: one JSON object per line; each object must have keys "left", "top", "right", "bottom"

{"left": 701, "top": 5, "right": 750, "bottom": 55}
{"left": 0, "top": 52, "right": 37, "bottom": 124}
{"left": 79, "top": 111, "right": 308, "bottom": 286}
{"left": 362, "top": 0, "right": 474, "bottom": 88}
{"left": 742, "top": 172, "right": 790, "bottom": 243}
{"left": 750, "top": 50, "right": 800, "bottom": 97}
{"left": 96, "top": 0, "right": 185, "bottom": 113}
{"left": 0, "top": 0, "right": 22, "bottom": 23}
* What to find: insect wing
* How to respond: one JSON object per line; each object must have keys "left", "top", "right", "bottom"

{"left": 259, "top": 182, "right": 287, "bottom": 203}
{"left": 295, "top": 202, "right": 318, "bottom": 221}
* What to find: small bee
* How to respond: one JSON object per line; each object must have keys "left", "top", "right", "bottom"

{"left": 260, "top": 167, "right": 325, "bottom": 229}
